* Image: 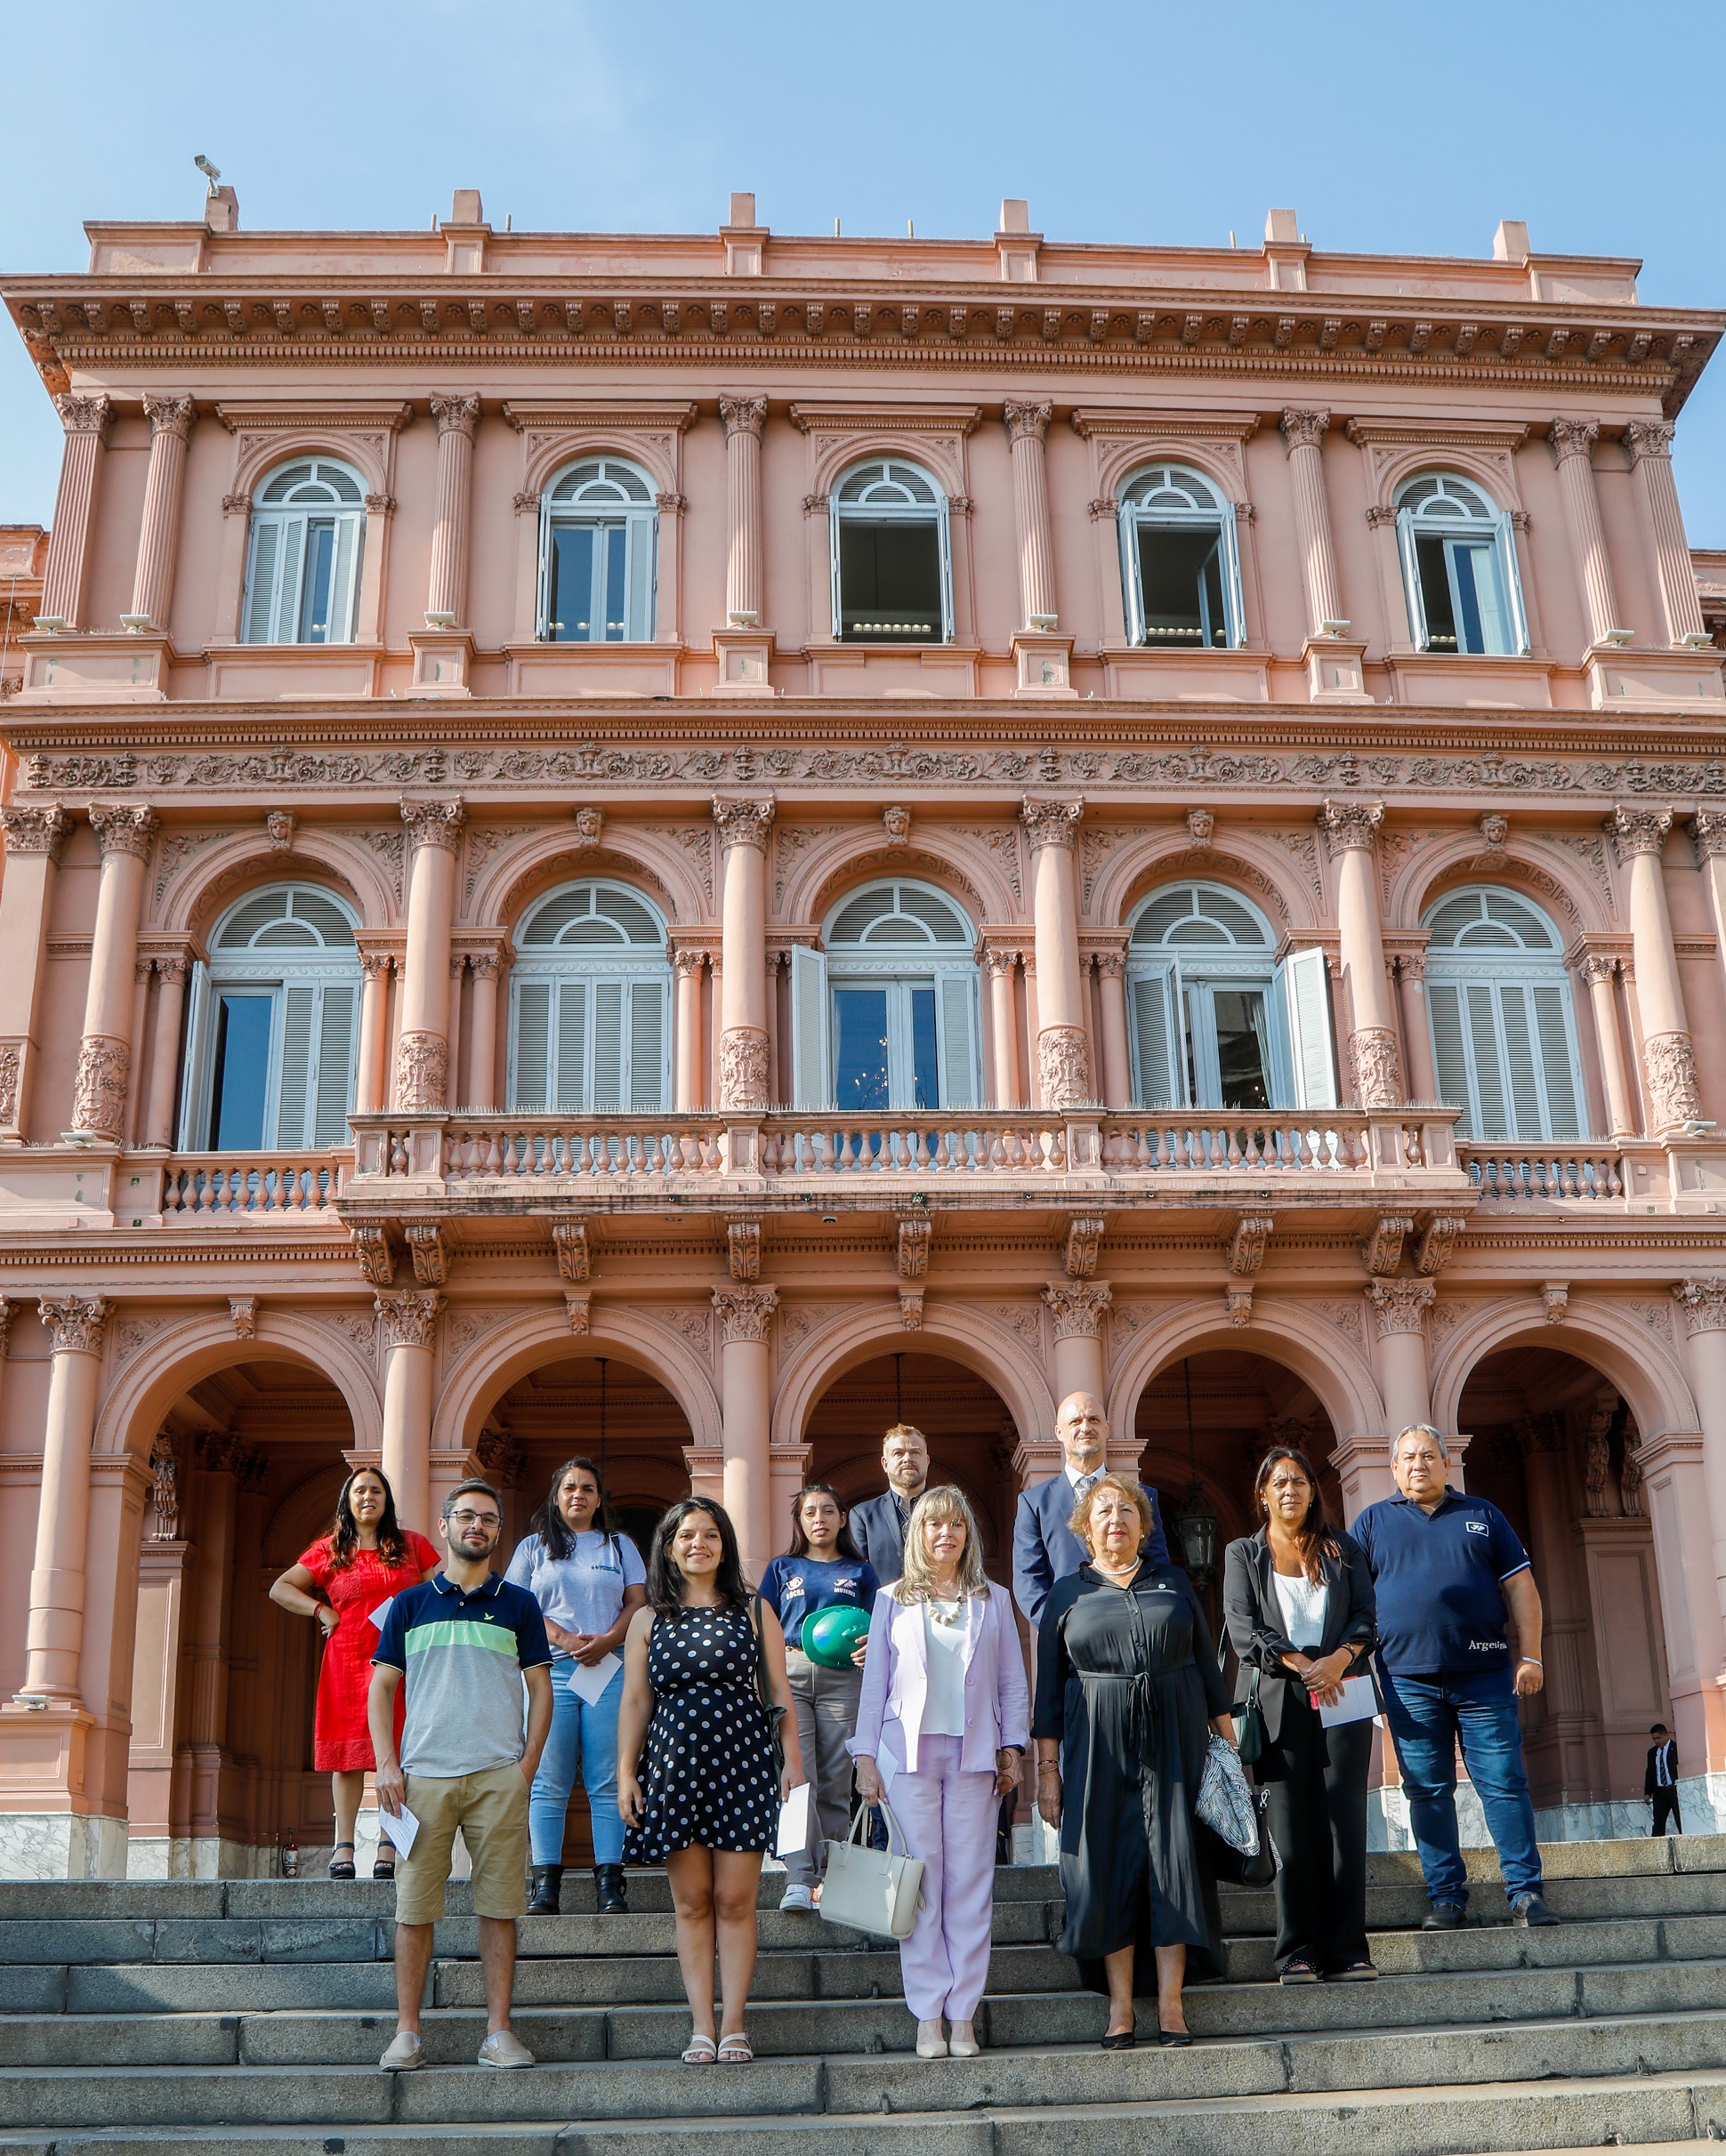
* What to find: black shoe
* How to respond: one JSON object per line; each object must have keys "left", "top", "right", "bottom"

{"left": 527, "top": 1863, "right": 562, "bottom": 1917}
{"left": 1157, "top": 2027, "right": 1193, "bottom": 2047}
{"left": 594, "top": 1863, "right": 628, "bottom": 1914}
{"left": 1512, "top": 1891, "right": 1560, "bottom": 1927}
{"left": 1422, "top": 1902, "right": 1465, "bottom": 1931}
{"left": 1101, "top": 2028, "right": 1136, "bottom": 2050}
{"left": 327, "top": 1842, "right": 356, "bottom": 1881}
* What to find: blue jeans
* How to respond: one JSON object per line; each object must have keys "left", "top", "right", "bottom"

{"left": 528, "top": 1657, "right": 624, "bottom": 1866}
{"left": 1378, "top": 1664, "right": 1543, "bottom": 1906}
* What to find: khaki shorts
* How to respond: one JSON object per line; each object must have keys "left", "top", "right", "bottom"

{"left": 395, "top": 1763, "right": 529, "bottom": 1926}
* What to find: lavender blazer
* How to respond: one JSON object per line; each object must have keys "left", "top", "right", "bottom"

{"left": 848, "top": 1581, "right": 1030, "bottom": 1777}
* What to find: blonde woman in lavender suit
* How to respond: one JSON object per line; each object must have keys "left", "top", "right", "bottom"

{"left": 851, "top": 1485, "right": 1028, "bottom": 2061}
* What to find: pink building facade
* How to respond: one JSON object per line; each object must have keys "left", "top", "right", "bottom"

{"left": 2, "top": 188, "right": 1726, "bottom": 1875}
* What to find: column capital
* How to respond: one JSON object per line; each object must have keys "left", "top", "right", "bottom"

{"left": 1675, "top": 1278, "right": 1726, "bottom": 1334}
{"left": 1605, "top": 804, "right": 1673, "bottom": 861}
{"left": 399, "top": 795, "right": 467, "bottom": 852}
{"left": 88, "top": 803, "right": 159, "bottom": 859}
{"left": 429, "top": 391, "right": 480, "bottom": 439}
{"left": 1094, "top": 950, "right": 1126, "bottom": 982}
{"left": 713, "top": 1283, "right": 778, "bottom": 1343}
{"left": 1019, "top": 795, "right": 1084, "bottom": 850}
{"left": 1041, "top": 1280, "right": 1111, "bottom": 1339}
{"left": 470, "top": 952, "right": 501, "bottom": 982}
{"left": 712, "top": 795, "right": 776, "bottom": 851}
{"left": 141, "top": 393, "right": 196, "bottom": 443}
{"left": 375, "top": 1289, "right": 442, "bottom": 1350}
{"left": 1318, "top": 798, "right": 1383, "bottom": 857}
{"left": 0, "top": 801, "right": 72, "bottom": 860}
{"left": 1578, "top": 952, "right": 1619, "bottom": 987}
{"left": 1003, "top": 398, "right": 1053, "bottom": 443}
{"left": 1691, "top": 809, "right": 1726, "bottom": 861}
{"left": 1624, "top": 419, "right": 1676, "bottom": 465}
{"left": 1279, "top": 407, "right": 1330, "bottom": 453}
{"left": 1367, "top": 1280, "right": 1435, "bottom": 1338}
{"left": 1549, "top": 416, "right": 1600, "bottom": 463}
{"left": 37, "top": 1294, "right": 109, "bottom": 1356}
{"left": 719, "top": 393, "right": 767, "bottom": 438}
{"left": 983, "top": 944, "right": 1021, "bottom": 978}
{"left": 53, "top": 392, "right": 113, "bottom": 441}
{"left": 673, "top": 945, "right": 708, "bottom": 979}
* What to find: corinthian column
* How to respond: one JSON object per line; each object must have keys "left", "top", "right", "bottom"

{"left": 1578, "top": 953, "right": 1635, "bottom": 1138}
{"left": 673, "top": 948, "right": 707, "bottom": 1110}
{"left": 1367, "top": 1281, "right": 1435, "bottom": 1443}
{"left": 1020, "top": 799, "right": 1091, "bottom": 1106}
{"left": 377, "top": 1291, "right": 441, "bottom": 1533}
{"left": 1004, "top": 400, "right": 1057, "bottom": 626}
{"left": 21, "top": 1296, "right": 109, "bottom": 1701}
{"left": 1673, "top": 1279, "right": 1726, "bottom": 1685}
{"left": 143, "top": 956, "right": 190, "bottom": 1146}
{"left": 128, "top": 396, "right": 197, "bottom": 631}
{"left": 1096, "top": 952, "right": 1133, "bottom": 1110}
{"left": 1624, "top": 422, "right": 1710, "bottom": 648}
{"left": 719, "top": 395, "right": 768, "bottom": 623}
{"left": 38, "top": 396, "right": 113, "bottom": 629}
{"left": 0, "top": 803, "right": 72, "bottom": 1141}
{"left": 714, "top": 1285, "right": 778, "bottom": 1573}
{"left": 713, "top": 798, "right": 774, "bottom": 1110}
{"left": 1279, "top": 409, "right": 1343, "bottom": 635}
{"left": 985, "top": 946, "right": 1022, "bottom": 1109}
{"left": 1042, "top": 1281, "right": 1111, "bottom": 1401}
{"left": 1549, "top": 419, "right": 1623, "bottom": 648}
{"left": 1692, "top": 811, "right": 1726, "bottom": 1026}
{"left": 1609, "top": 807, "right": 1698, "bottom": 1130}
{"left": 395, "top": 799, "right": 465, "bottom": 1110}
{"left": 73, "top": 806, "right": 159, "bottom": 1140}
{"left": 1319, "top": 800, "right": 1402, "bottom": 1106}
{"left": 425, "top": 393, "right": 480, "bottom": 623}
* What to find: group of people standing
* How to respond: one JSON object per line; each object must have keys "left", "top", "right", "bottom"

{"left": 270, "top": 1393, "right": 1572, "bottom": 2071}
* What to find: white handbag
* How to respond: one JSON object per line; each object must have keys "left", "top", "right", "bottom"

{"left": 818, "top": 1801, "right": 925, "bottom": 1942}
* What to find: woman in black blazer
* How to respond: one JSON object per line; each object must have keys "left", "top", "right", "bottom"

{"left": 1223, "top": 1446, "right": 1377, "bottom": 1983}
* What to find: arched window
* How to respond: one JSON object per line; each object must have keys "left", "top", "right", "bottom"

{"left": 536, "top": 457, "right": 657, "bottom": 643}
{"left": 829, "top": 459, "right": 953, "bottom": 644}
{"left": 1423, "top": 887, "right": 1584, "bottom": 1140}
{"left": 183, "top": 885, "right": 360, "bottom": 1148}
{"left": 508, "top": 881, "right": 670, "bottom": 1111}
{"left": 241, "top": 458, "right": 366, "bottom": 645}
{"left": 1127, "top": 882, "right": 1335, "bottom": 1111}
{"left": 1117, "top": 464, "right": 1246, "bottom": 648}
{"left": 789, "top": 881, "right": 980, "bottom": 1109}
{"left": 1394, "top": 472, "right": 1529, "bottom": 656}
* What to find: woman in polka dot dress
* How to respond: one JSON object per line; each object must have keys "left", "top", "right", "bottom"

{"left": 618, "top": 1497, "right": 803, "bottom": 2064}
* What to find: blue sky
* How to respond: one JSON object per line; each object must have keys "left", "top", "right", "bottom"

{"left": 4, "top": 0, "right": 1725, "bottom": 539}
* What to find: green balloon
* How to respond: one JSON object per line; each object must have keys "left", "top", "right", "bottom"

{"left": 803, "top": 1604, "right": 872, "bottom": 1669}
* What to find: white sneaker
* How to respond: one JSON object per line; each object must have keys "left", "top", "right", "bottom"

{"left": 478, "top": 2028, "right": 536, "bottom": 2068}
{"left": 778, "top": 1883, "right": 815, "bottom": 1912}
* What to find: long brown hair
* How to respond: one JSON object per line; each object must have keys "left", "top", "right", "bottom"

{"left": 786, "top": 1481, "right": 863, "bottom": 1561}
{"left": 1254, "top": 1446, "right": 1341, "bottom": 1587}
{"left": 328, "top": 1467, "right": 408, "bottom": 1572}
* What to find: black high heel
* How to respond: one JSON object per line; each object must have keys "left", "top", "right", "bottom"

{"left": 328, "top": 1841, "right": 356, "bottom": 1880}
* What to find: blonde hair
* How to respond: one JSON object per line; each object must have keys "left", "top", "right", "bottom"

{"left": 882, "top": 1421, "right": 929, "bottom": 1453}
{"left": 1069, "top": 1471, "right": 1154, "bottom": 1555}
{"left": 894, "top": 1485, "right": 989, "bottom": 1605}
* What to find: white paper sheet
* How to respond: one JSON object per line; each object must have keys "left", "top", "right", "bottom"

{"left": 776, "top": 1781, "right": 813, "bottom": 1858}
{"left": 1319, "top": 1675, "right": 1379, "bottom": 1728}
{"left": 367, "top": 1597, "right": 393, "bottom": 1631}
{"left": 378, "top": 1800, "right": 420, "bottom": 1856}
{"left": 568, "top": 1652, "right": 620, "bottom": 1705}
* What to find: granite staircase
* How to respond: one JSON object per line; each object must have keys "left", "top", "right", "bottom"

{"left": 2, "top": 1837, "right": 1725, "bottom": 2154}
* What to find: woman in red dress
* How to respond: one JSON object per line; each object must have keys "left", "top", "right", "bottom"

{"left": 270, "top": 1468, "right": 439, "bottom": 1878}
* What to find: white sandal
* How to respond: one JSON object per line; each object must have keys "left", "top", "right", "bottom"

{"left": 681, "top": 2034, "right": 717, "bottom": 2064}
{"left": 717, "top": 2031, "right": 754, "bottom": 2062}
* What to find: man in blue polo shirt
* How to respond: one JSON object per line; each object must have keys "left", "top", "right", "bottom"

{"left": 1353, "top": 1423, "right": 1557, "bottom": 1931}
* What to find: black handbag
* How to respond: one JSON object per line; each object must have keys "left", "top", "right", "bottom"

{"left": 750, "top": 1597, "right": 787, "bottom": 1778}
{"left": 1232, "top": 1664, "right": 1266, "bottom": 1766}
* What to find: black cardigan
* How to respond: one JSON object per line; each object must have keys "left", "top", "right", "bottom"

{"left": 1222, "top": 1528, "right": 1377, "bottom": 1742}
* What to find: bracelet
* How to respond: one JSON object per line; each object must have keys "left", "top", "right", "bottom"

{"left": 1521, "top": 1656, "right": 1543, "bottom": 1666}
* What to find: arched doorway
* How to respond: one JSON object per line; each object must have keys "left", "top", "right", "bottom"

{"left": 1458, "top": 1345, "right": 1667, "bottom": 1825}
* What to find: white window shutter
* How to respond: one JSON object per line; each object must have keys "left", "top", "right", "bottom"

{"left": 789, "top": 945, "right": 829, "bottom": 1108}
{"left": 1396, "top": 506, "right": 1429, "bottom": 650}
{"left": 827, "top": 503, "right": 843, "bottom": 640}
{"left": 1130, "top": 966, "right": 1181, "bottom": 1107}
{"left": 180, "top": 960, "right": 210, "bottom": 1146}
{"left": 1220, "top": 504, "right": 1247, "bottom": 648}
{"left": 626, "top": 509, "right": 655, "bottom": 640}
{"left": 275, "top": 986, "right": 316, "bottom": 1146}
{"left": 1497, "top": 511, "right": 1532, "bottom": 655}
{"left": 1278, "top": 948, "right": 1337, "bottom": 1111}
{"left": 327, "top": 514, "right": 363, "bottom": 645}
{"left": 1532, "top": 984, "right": 1583, "bottom": 1138}
{"left": 242, "top": 521, "right": 280, "bottom": 645}
{"left": 536, "top": 495, "right": 554, "bottom": 640}
{"left": 938, "top": 974, "right": 977, "bottom": 1109}
{"left": 938, "top": 499, "right": 956, "bottom": 643}
{"left": 556, "top": 980, "right": 589, "bottom": 1110}
{"left": 593, "top": 980, "right": 625, "bottom": 1107}
{"left": 1464, "top": 984, "right": 1511, "bottom": 1138}
{"left": 629, "top": 977, "right": 666, "bottom": 1110}
{"left": 312, "top": 983, "right": 357, "bottom": 1146}
{"left": 1427, "top": 981, "right": 1472, "bottom": 1129}
{"left": 274, "top": 519, "right": 306, "bottom": 645}
{"left": 1118, "top": 511, "right": 1145, "bottom": 645}
{"left": 1498, "top": 985, "right": 1544, "bottom": 1138}
{"left": 512, "top": 981, "right": 552, "bottom": 1108}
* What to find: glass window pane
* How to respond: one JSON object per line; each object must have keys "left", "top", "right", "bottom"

{"left": 838, "top": 520, "right": 942, "bottom": 641}
{"left": 832, "top": 988, "right": 890, "bottom": 1109}
{"left": 1137, "top": 527, "right": 1224, "bottom": 645}
{"left": 550, "top": 527, "right": 596, "bottom": 641}
{"left": 1415, "top": 535, "right": 1460, "bottom": 649}
{"left": 1448, "top": 540, "right": 1488, "bottom": 654}
{"left": 1212, "top": 989, "right": 1272, "bottom": 1111}
{"left": 210, "top": 994, "right": 272, "bottom": 1149}
{"left": 910, "top": 986, "right": 940, "bottom": 1108}
{"left": 604, "top": 523, "right": 628, "bottom": 641}
{"left": 298, "top": 519, "right": 336, "bottom": 643}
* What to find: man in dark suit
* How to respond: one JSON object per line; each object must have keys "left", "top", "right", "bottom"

{"left": 849, "top": 1422, "right": 929, "bottom": 1587}
{"left": 1012, "top": 1391, "right": 1168, "bottom": 1629}
{"left": 1646, "top": 1724, "right": 1682, "bottom": 1837}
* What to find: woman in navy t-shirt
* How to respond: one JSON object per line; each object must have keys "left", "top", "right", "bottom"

{"left": 758, "top": 1483, "right": 879, "bottom": 1911}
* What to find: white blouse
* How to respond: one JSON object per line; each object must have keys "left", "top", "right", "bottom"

{"left": 1272, "top": 1569, "right": 1328, "bottom": 1653}
{"left": 922, "top": 1599, "right": 969, "bottom": 1736}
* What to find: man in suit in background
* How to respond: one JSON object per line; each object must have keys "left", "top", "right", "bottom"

{"left": 1012, "top": 1391, "right": 1168, "bottom": 1629}
{"left": 849, "top": 1423, "right": 929, "bottom": 1587}
{"left": 1646, "top": 1724, "right": 1682, "bottom": 1837}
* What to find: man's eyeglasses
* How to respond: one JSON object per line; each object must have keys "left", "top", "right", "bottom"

{"left": 448, "top": 1509, "right": 500, "bottom": 1530}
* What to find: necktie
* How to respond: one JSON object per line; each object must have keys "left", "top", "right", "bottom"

{"left": 1073, "top": 1474, "right": 1096, "bottom": 1502}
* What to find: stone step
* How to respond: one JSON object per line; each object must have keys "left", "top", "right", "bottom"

{"left": 9, "top": 2007, "right": 1726, "bottom": 2131}
{"left": 3, "top": 1955, "right": 1724, "bottom": 2068}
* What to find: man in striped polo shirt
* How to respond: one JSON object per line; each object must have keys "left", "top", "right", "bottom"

{"left": 370, "top": 1478, "right": 553, "bottom": 2071}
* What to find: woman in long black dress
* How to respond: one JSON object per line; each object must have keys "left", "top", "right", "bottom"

{"left": 617, "top": 1497, "right": 803, "bottom": 2064}
{"left": 1034, "top": 1473, "right": 1237, "bottom": 2049}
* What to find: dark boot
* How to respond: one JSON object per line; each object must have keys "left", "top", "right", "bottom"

{"left": 527, "top": 1863, "right": 562, "bottom": 1917}
{"left": 594, "top": 1863, "right": 627, "bottom": 1914}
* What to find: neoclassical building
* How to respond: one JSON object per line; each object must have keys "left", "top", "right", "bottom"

{"left": 3, "top": 185, "right": 1726, "bottom": 1876}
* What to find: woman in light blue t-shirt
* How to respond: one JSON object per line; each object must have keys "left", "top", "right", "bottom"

{"left": 505, "top": 1455, "right": 646, "bottom": 1915}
